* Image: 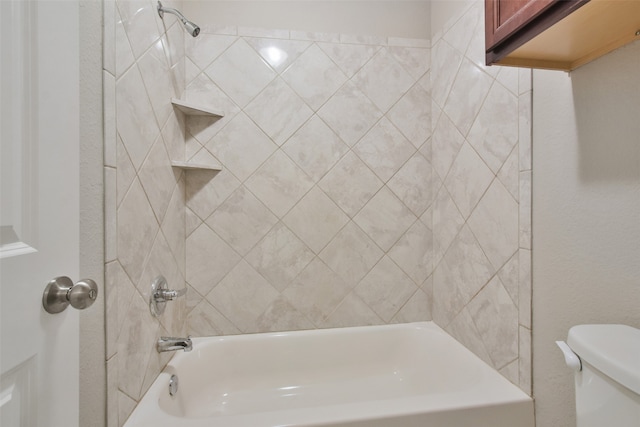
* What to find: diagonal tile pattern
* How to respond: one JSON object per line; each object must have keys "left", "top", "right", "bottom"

{"left": 106, "top": 4, "right": 531, "bottom": 422}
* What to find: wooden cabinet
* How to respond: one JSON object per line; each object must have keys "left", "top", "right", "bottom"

{"left": 485, "top": 0, "right": 640, "bottom": 71}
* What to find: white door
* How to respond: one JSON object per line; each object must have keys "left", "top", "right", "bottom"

{"left": 1, "top": 0, "right": 82, "bottom": 426}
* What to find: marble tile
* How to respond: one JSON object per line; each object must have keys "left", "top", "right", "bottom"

{"left": 519, "top": 325, "right": 532, "bottom": 395}
{"left": 388, "top": 220, "right": 434, "bottom": 286}
{"left": 443, "top": 143, "right": 494, "bottom": 219}
{"left": 116, "top": 64, "right": 159, "bottom": 171}
{"left": 254, "top": 296, "right": 315, "bottom": 333}
{"left": 188, "top": 299, "right": 241, "bottom": 337}
{"left": 138, "top": 135, "right": 177, "bottom": 223}
{"left": 322, "top": 293, "right": 383, "bottom": 328}
{"left": 283, "top": 258, "right": 351, "bottom": 325}
{"left": 319, "top": 222, "right": 384, "bottom": 286}
{"left": 199, "top": 25, "right": 237, "bottom": 36}
{"left": 431, "top": 111, "right": 465, "bottom": 182}
{"left": 391, "top": 288, "right": 431, "bottom": 323}
{"left": 467, "top": 179, "right": 519, "bottom": 271}
{"left": 117, "top": 178, "right": 159, "bottom": 285}
{"left": 387, "top": 83, "right": 432, "bottom": 148}
{"left": 282, "top": 116, "right": 349, "bottom": 182}
{"left": 105, "top": 167, "right": 117, "bottom": 263}
{"left": 185, "top": 207, "right": 202, "bottom": 237}
{"left": 430, "top": 40, "right": 463, "bottom": 108}
{"left": 318, "top": 152, "right": 383, "bottom": 217}
{"left": 205, "top": 39, "right": 276, "bottom": 107}
{"left": 500, "top": 359, "right": 520, "bottom": 387}
{"left": 244, "top": 151, "right": 314, "bottom": 218}
{"left": 117, "top": 290, "right": 158, "bottom": 400}
{"left": 341, "top": 33, "right": 387, "bottom": 45}
{"left": 161, "top": 181, "right": 186, "bottom": 276}
{"left": 467, "top": 82, "right": 519, "bottom": 173}
{"left": 352, "top": 48, "right": 414, "bottom": 112}
{"left": 106, "top": 355, "right": 117, "bottom": 427}
{"left": 442, "top": 2, "right": 481, "bottom": 56}
{"left": 139, "top": 326, "right": 173, "bottom": 397}
{"left": 465, "top": 16, "right": 499, "bottom": 79}
{"left": 184, "top": 73, "right": 240, "bottom": 144}
{"left": 520, "top": 171, "right": 532, "bottom": 249}
{"left": 519, "top": 249, "right": 532, "bottom": 329}
{"left": 205, "top": 113, "right": 277, "bottom": 182}
{"left": 117, "top": 0, "right": 160, "bottom": 59}
{"left": 388, "top": 46, "right": 430, "bottom": 80}
{"left": 283, "top": 187, "right": 349, "bottom": 254}
{"left": 468, "top": 276, "right": 519, "bottom": 368}
{"left": 185, "top": 168, "right": 240, "bottom": 221}
{"left": 282, "top": 44, "right": 348, "bottom": 110}
{"left": 445, "top": 307, "right": 493, "bottom": 366}
{"left": 103, "top": 0, "right": 116, "bottom": 75}
{"left": 443, "top": 58, "right": 493, "bottom": 136}
{"left": 519, "top": 91, "right": 532, "bottom": 171}
{"left": 497, "top": 145, "right": 519, "bottom": 201}
{"left": 245, "top": 222, "right": 315, "bottom": 291}
{"left": 117, "top": 390, "right": 137, "bottom": 427}
{"left": 246, "top": 38, "right": 312, "bottom": 73}
{"left": 355, "top": 256, "right": 417, "bottom": 322}
{"left": 206, "top": 186, "right": 278, "bottom": 255}
{"left": 244, "top": 78, "right": 314, "bottom": 145}
{"left": 388, "top": 37, "right": 430, "bottom": 48}
{"left": 497, "top": 251, "right": 519, "bottom": 307}
{"left": 432, "top": 185, "right": 465, "bottom": 266}
{"left": 519, "top": 68, "right": 532, "bottom": 95}
{"left": 162, "top": 19, "right": 185, "bottom": 68}
{"left": 387, "top": 152, "right": 434, "bottom": 216}
{"left": 317, "top": 42, "right": 380, "bottom": 78}
{"left": 104, "top": 72, "right": 117, "bottom": 168}
{"left": 496, "top": 66, "right": 519, "bottom": 96}
{"left": 105, "top": 262, "right": 120, "bottom": 359}
{"left": 160, "top": 111, "right": 185, "bottom": 164}
{"left": 137, "top": 39, "right": 175, "bottom": 128}
{"left": 185, "top": 33, "right": 237, "bottom": 71}
{"left": 207, "top": 260, "right": 280, "bottom": 332}
{"left": 353, "top": 118, "right": 416, "bottom": 182}
{"left": 432, "top": 225, "right": 495, "bottom": 326}
{"left": 354, "top": 187, "right": 417, "bottom": 252}
{"left": 186, "top": 224, "right": 241, "bottom": 296}
{"left": 317, "top": 82, "right": 383, "bottom": 146}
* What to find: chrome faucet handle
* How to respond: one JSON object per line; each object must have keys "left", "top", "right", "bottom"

{"left": 149, "top": 276, "right": 186, "bottom": 317}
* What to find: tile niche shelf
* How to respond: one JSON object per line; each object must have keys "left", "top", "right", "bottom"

{"left": 170, "top": 97, "right": 224, "bottom": 173}
{"left": 171, "top": 98, "right": 224, "bottom": 117}
{"left": 170, "top": 160, "right": 222, "bottom": 172}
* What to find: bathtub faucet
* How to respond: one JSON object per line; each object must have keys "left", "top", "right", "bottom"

{"left": 157, "top": 336, "right": 193, "bottom": 353}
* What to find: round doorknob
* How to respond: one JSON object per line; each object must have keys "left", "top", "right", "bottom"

{"left": 42, "top": 276, "right": 99, "bottom": 314}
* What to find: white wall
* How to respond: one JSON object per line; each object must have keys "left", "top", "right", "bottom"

{"left": 532, "top": 40, "right": 640, "bottom": 426}
{"left": 182, "top": 1, "right": 430, "bottom": 39}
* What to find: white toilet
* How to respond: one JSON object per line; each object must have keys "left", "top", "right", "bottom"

{"left": 557, "top": 324, "right": 640, "bottom": 427}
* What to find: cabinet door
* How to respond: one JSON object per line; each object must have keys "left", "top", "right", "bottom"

{"left": 485, "top": 0, "right": 557, "bottom": 50}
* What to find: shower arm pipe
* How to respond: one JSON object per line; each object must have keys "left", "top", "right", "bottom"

{"left": 157, "top": 1, "right": 200, "bottom": 37}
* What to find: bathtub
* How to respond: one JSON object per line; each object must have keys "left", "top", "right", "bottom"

{"left": 124, "top": 322, "right": 534, "bottom": 427}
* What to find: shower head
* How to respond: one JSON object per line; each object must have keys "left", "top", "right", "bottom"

{"left": 157, "top": 1, "right": 200, "bottom": 37}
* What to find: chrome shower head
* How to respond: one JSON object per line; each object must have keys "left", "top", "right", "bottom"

{"left": 157, "top": 1, "right": 200, "bottom": 37}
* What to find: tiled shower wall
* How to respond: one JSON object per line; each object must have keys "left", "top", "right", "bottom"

{"left": 104, "top": 0, "right": 189, "bottom": 425}
{"left": 430, "top": 0, "right": 532, "bottom": 393}
{"left": 182, "top": 29, "right": 434, "bottom": 334}
{"left": 104, "top": 1, "right": 532, "bottom": 425}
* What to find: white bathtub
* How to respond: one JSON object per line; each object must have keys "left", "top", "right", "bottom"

{"left": 124, "top": 322, "right": 534, "bottom": 427}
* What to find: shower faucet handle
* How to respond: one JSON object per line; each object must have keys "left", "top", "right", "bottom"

{"left": 149, "top": 275, "right": 187, "bottom": 317}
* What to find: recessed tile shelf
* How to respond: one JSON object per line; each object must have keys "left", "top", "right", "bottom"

{"left": 171, "top": 161, "right": 222, "bottom": 172}
{"left": 170, "top": 98, "right": 224, "bottom": 117}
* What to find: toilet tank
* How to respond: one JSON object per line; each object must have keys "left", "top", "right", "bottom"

{"left": 567, "top": 324, "right": 640, "bottom": 427}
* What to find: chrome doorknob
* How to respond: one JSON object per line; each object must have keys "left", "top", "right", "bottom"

{"left": 42, "top": 276, "right": 98, "bottom": 314}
